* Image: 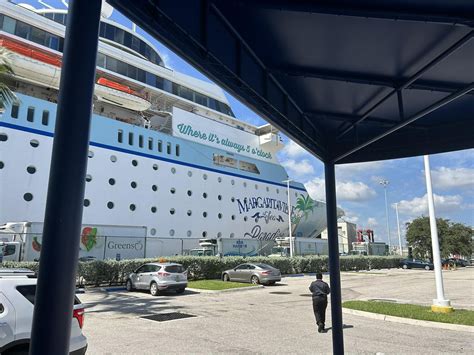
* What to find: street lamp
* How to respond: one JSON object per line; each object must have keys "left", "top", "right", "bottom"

{"left": 283, "top": 179, "right": 293, "bottom": 257}
{"left": 379, "top": 179, "right": 391, "bottom": 253}
{"left": 395, "top": 202, "right": 403, "bottom": 256}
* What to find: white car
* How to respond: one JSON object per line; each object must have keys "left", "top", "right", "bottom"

{"left": 126, "top": 263, "right": 188, "bottom": 296}
{"left": 0, "top": 269, "right": 88, "bottom": 354}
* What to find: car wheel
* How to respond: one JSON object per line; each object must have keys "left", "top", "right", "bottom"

{"left": 126, "top": 279, "right": 134, "bottom": 291}
{"left": 425, "top": 265, "right": 430, "bottom": 271}
{"left": 150, "top": 282, "right": 159, "bottom": 296}
{"left": 176, "top": 288, "right": 185, "bottom": 294}
{"left": 223, "top": 273, "right": 230, "bottom": 282}
{"left": 251, "top": 275, "right": 259, "bottom": 285}
{"left": 402, "top": 264, "right": 408, "bottom": 269}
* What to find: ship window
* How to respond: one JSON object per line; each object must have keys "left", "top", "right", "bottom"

{"left": 213, "top": 154, "right": 237, "bottom": 169}
{"left": 187, "top": 230, "right": 192, "bottom": 237}
{"left": 117, "top": 60, "right": 128, "bottom": 76}
{"left": 152, "top": 163, "right": 158, "bottom": 170}
{"left": 243, "top": 182, "right": 247, "bottom": 187}
{"left": 31, "top": 27, "right": 47, "bottom": 46}
{"left": 26, "top": 166, "right": 36, "bottom": 174}
{"left": 0, "top": 133, "right": 7, "bottom": 142}
{"left": 30, "top": 139, "right": 39, "bottom": 148}
{"left": 244, "top": 216, "right": 248, "bottom": 222}
{"left": 96, "top": 52, "right": 105, "bottom": 67}
{"left": 157, "top": 140, "right": 162, "bottom": 152}
{"left": 239, "top": 161, "right": 260, "bottom": 174}
{"left": 171, "top": 167, "right": 176, "bottom": 174}
{"left": 187, "top": 190, "right": 192, "bottom": 197}
{"left": 266, "top": 187, "right": 270, "bottom": 192}
{"left": 85, "top": 174, "right": 92, "bottom": 182}
{"left": 187, "top": 171, "right": 192, "bottom": 177}
{"left": 23, "top": 193, "right": 33, "bottom": 202}
{"left": 169, "top": 229, "right": 175, "bottom": 236}
{"left": 166, "top": 142, "right": 171, "bottom": 155}
{"left": 255, "top": 184, "right": 258, "bottom": 190}
{"left": 194, "top": 92, "right": 208, "bottom": 106}
{"left": 218, "top": 195, "right": 222, "bottom": 200}
{"left": 131, "top": 36, "right": 140, "bottom": 53}
{"left": 2, "top": 15, "right": 16, "bottom": 34}
{"left": 170, "top": 208, "right": 175, "bottom": 215}
{"left": 203, "top": 174, "right": 208, "bottom": 180}
{"left": 170, "top": 188, "right": 176, "bottom": 194}
{"left": 150, "top": 228, "right": 156, "bottom": 236}
{"left": 11, "top": 104, "right": 19, "bottom": 118}
{"left": 131, "top": 181, "right": 137, "bottom": 188}
{"left": 138, "top": 135, "right": 144, "bottom": 148}
{"left": 231, "top": 197, "right": 235, "bottom": 202}
{"left": 15, "top": 21, "right": 30, "bottom": 40}
{"left": 0, "top": 162, "right": 4, "bottom": 169}
{"left": 128, "top": 132, "right": 133, "bottom": 145}
{"left": 109, "top": 178, "right": 115, "bottom": 185}
{"left": 118, "top": 130, "right": 123, "bottom": 143}
{"left": 106, "top": 56, "right": 118, "bottom": 72}
{"left": 132, "top": 159, "right": 138, "bottom": 166}
{"left": 27, "top": 107, "right": 35, "bottom": 122}
{"left": 129, "top": 204, "right": 136, "bottom": 211}
{"left": 179, "top": 86, "right": 193, "bottom": 101}
{"left": 218, "top": 213, "right": 223, "bottom": 219}
{"left": 217, "top": 232, "right": 222, "bottom": 238}
{"left": 218, "top": 177, "right": 222, "bottom": 183}
{"left": 152, "top": 185, "right": 158, "bottom": 191}
{"left": 42, "top": 111, "right": 49, "bottom": 125}
{"left": 231, "top": 180, "right": 235, "bottom": 185}
{"left": 203, "top": 212, "right": 207, "bottom": 218}
{"left": 151, "top": 206, "right": 157, "bottom": 213}
{"left": 83, "top": 199, "right": 90, "bottom": 207}
{"left": 230, "top": 233, "right": 235, "bottom": 238}
{"left": 88, "top": 151, "right": 94, "bottom": 158}
{"left": 110, "top": 155, "right": 117, "bottom": 162}
{"left": 107, "top": 201, "right": 114, "bottom": 209}
{"left": 231, "top": 215, "right": 235, "bottom": 220}
{"left": 175, "top": 144, "right": 180, "bottom": 156}
{"left": 276, "top": 189, "right": 280, "bottom": 194}
{"left": 54, "top": 13, "right": 66, "bottom": 25}
{"left": 187, "top": 210, "right": 192, "bottom": 216}
{"left": 202, "top": 193, "right": 207, "bottom": 199}
{"left": 148, "top": 137, "right": 153, "bottom": 150}
{"left": 202, "top": 231, "right": 208, "bottom": 237}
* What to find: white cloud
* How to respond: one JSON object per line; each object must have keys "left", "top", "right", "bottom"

{"left": 281, "top": 140, "right": 310, "bottom": 158}
{"left": 430, "top": 167, "right": 474, "bottom": 190}
{"left": 394, "top": 194, "right": 463, "bottom": 216}
{"left": 281, "top": 159, "right": 314, "bottom": 177}
{"left": 367, "top": 217, "right": 378, "bottom": 227}
{"left": 305, "top": 178, "right": 377, "bottom": 202}
{"left": 336, "top": 161, "right": 387, "bottom": 179}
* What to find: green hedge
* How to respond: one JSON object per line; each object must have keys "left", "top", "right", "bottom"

{"left": 1, "top": 256, "right": 402, "bottom": 286}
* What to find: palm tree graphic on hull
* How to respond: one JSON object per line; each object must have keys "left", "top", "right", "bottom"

{"left": 291, "top": 194, "right": 315, "bottom": 235}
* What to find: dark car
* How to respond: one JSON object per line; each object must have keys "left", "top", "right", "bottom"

{"left": 399, "top": 259, "right": 434, "bottom": 270}
{"left": 442, "top": 258, "right": 470, "bottom": 267}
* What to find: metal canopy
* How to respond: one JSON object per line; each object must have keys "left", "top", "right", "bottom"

{"left": 108, "top": 0, "right": 474, "bottom": 164}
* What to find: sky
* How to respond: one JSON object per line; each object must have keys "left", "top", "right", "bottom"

{"left": 21, "top": 1, "right": 474, "bottom": 246}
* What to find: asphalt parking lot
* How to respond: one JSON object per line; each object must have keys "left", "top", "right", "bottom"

{"left": 80, "top": 267, "right": 473, "bottom": 354}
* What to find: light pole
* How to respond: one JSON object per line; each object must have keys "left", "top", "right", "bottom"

{"left": 379, "top": 179, "right": 391, "bottom": 253}
{"left": 283, "top": 179, "right": 293, "bottom": 257}
{"left": 395, "top": 202, "right": 403, "bottom": 256}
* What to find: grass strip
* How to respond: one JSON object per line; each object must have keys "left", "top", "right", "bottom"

{"left": 188, "top": 280, "right": 256, "bottom": 290}
{"left": 343, "top": 300, "right": 474, "bottom": 326}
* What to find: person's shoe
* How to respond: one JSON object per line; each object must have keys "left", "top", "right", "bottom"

{"left": 318, "top": 324, "right": 324, "bottom": 333}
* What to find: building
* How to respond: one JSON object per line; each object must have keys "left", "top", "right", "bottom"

{"left": 320, "top": 221, "right": 357, "bottom": 254}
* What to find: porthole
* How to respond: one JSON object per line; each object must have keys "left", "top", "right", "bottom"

{"left": 170, "top": 187, "right": 176, "bottom": 194}
{"left": 266, "top": 187, "right": 270, "bottom": 192}
{"left": 151, "top": 206, "right": 157, "bottom": 213}
{"left": 202, "top": 193, "right": 208, "bottom": 198}
{"left": 107, "top": 201, "right": 114, "bottom": 209}
{"left": 23, "top": 193, "right": 33, "bottom": 202}
{"left": 217, "top": 195, "right": 222, "bottom": 201}
{"left": 171, "top": 167, "right": 176, "bottom": 174}
{"left": 295, "top": 192, "right": 298, "bottom": 197}
{"left": 187, "top": 171, "right": 192, "bottom": 177}
{"left": 110, "top": 155, "right": 117, "bottom": 162}
{"left": 169, "top": 208, "right": 176, "bottom": 215}
{"left": 276, "top": 189, "right": 280, "bottom": 194}
{"left": 202, "top": 231, "right": 207, "bottom": 237}
{"left": 231, "top": 215, "right": 235, "bottom": 220}
{"left": 203, "top": 174, "right": 208, "bottom": 180}
{"left": 187, "top": 190, "right": 192, "bottom": 197}
{"left": 88, "top": 150, "right": 94, "bottom": 158}
{"left": 169, "top": 229, "right": 175, "bottom": 236}
{"left": 231, "top": 197, "right": 235, "bottom": 202}
{"left": 243, "top": 182, "right": 247, "bottom": 187}
{"left": 203, "top": 212, "right": 207, "bottom": 218}
{"left": 131, "top": 181, "right": 137, "bottom": 188}
{"left": 150, "top": 228, "right": 157, "bottom": 236}
{"left": 217, "top": 232, "right": 222, "bottom": 238}
{"left": 230, "top": 233, "right": 235, "bottom": 238}
{"left": 187, "top": 230, "right": 192, "bottom": 237}
{"left": 0, "top": 133, "right": 8, "bottom": 142}
{"left": 217, "top": 177, "right": 222, "bottom": 183}
{"left": 132, "top": 159, "right": 138, "bottom": 167}
{"left": 109, "top": 178, "right": 115, "bottom": 185}
{"left": 152, "top": 185, "right": 158, "bottom": 192}
{"left": 244, "top": 216, "right": 248, "bottom": 222}
{"left": 30, "top": 139, "right": 39, "bottom": 148}
{"left": 130, "top": 204, "right": 136, "bottom": 211}
{"left": 153, "top": 164, "right": 158, "bottom": 170}
{"left": 255, "top": 184, "right": 258, "bottom": 190}
{"left": 26, "top": 166, "right": 36, "bottom": 174}
{"left": 0, "top": 161, "right": 4, "bottom": 169}
{"left": 231, "top": 180, "right": 235, "bottom": 185}
{"left": 187, "top": 210, "right": 192, "bottom": 216}
{"left": 85, "top": 174, "right": 92, "bottom": 182}
{"left": 218, "top": 213, "right": 222, "bottom": 219}
{"left": 84, "top": 199, "right": 90, "bottom": 207}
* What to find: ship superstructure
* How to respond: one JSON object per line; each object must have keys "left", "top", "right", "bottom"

{"left": 0, "top": 1, "right": 330, "bottom": 256}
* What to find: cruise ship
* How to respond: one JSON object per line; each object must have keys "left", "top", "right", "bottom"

{"left": 0, "top": 1, "right": 332, "bottom": 257}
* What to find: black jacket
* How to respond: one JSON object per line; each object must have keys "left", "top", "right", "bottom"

{"left": 309, "top": 279, "right": 330, "bottom": 299}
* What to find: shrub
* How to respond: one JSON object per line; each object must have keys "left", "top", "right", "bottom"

{"left": 1, "top": 256, "right": 403, "bottom": 286}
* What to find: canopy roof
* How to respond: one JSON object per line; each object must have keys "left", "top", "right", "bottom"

{"left": 108, "top": 0, "right": 474, "bottom": 164}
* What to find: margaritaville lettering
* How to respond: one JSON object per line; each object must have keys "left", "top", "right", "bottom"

{"left": 236, "top": 196, "right": 295, "bottom": 214}
{"left": 176, "top": 123, "right": 272, "bottom": 159}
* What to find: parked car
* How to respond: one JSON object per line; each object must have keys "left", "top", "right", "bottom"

{"left": 222, "top": 263, "right": 281, "bottom": 285}
{"left": 126, "top": 262, "right": 187, "bottom": 296}
{"left": 0, "top": 269, "right": 87, "bottom": 354}
{"left": 442, "top": 258, "right": 470, "bottom": 267}
{"left": 399, "top": 259, "right": 434, "bottom": 270}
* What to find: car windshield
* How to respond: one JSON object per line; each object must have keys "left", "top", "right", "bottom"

{"left": 16, "top": 285, "right": 81, "bottom": 305}
{"left": 164, "top": 265, "right": 185, "bottom": 273}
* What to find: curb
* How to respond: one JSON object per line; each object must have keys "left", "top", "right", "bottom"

{"left": 187, "top": 285, "right": 264, "bottom": 293}
{"left": 342, "top": 308, "right": 474, "bottom": 332}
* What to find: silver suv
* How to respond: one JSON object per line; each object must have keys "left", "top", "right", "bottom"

{"left": 0, "top": 269, "right": 87, "bottom": 354}
{"left": 126, "top": 263, "right": 188, "bottom": 296}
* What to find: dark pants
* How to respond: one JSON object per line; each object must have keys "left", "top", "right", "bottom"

{"left": 312, "top": 296, "right": 328, "bottom": 327}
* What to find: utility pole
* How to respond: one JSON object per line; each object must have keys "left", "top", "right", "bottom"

{"left": 379, "top": 179, "right": 391, "bottom": 253}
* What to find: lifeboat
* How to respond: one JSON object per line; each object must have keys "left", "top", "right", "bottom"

{"left": 0, "top": 34, "right": 151, "bottom": 112}
{"left": 95, "top": 78, "right": 151, "bottom": 112}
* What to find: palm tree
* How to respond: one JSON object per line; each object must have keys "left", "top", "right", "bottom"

{"left": 295, "top": 194, "right": 315, "bottom": 221}
{"left": 0, "top": 48, "right": 17, "bottom": 110}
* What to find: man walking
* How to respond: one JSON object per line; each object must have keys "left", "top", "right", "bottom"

{"left": 309, "top": 273, "right": 330, "bottom": 333}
